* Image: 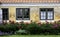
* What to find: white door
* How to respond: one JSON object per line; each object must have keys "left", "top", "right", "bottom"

{"left": 0, "top": 9, "right": 2, "bottom": 23}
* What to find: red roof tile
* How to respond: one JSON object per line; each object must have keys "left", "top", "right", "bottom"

{"left": 0, "top": 0, "right": 60, "bottom": 3}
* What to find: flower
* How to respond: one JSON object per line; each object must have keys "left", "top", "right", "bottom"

{"left": 45, "top": 20, "right": 49, "bottom": 24}
{"left": 37, "top": 22, "right": 41, "bottom": 26}
{"left": 9, "top": 20, "right": 11, "bottom": 22}
{"left": 10, "top": 21, "right": 15, "bottom": 24}
{"left": 52, "top": 24, "right": 58, "bottom": 29}
{"left": 24, "top": 22, "right": 30, "bottom": 25}
{"left": 3, "top": 20, "right": 7, "bottom": 25}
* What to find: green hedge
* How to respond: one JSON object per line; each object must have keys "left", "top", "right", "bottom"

{"left": 0, "top": 21, "right": 60, "bottom": 35}
{"left": 25, "top": 22, "right": 60, "bottom": 35}
{"left": 0, "top": 22, "right": 20, "bottom": 34}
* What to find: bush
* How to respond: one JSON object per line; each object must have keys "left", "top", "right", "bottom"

{"left": 16, "top": 29, "right": 29, "bottom": 35}
{"left": 0, "top": 22, "right": 20, "bottom": 34}
{"left": 26, "top": 22, "right": 41, "bottom": 34}
{"left": 20, "top": 22, "right": 26, "bottom": 30}
{"left": 25, "top": 22, "right": 60, "bottom": 35}
{"left": 0, "top": 21, "right": 60, "bottom": 35}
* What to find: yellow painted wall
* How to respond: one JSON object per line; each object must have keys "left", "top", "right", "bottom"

{"left": 1, "top": 6, "right": 60, "bottom": 22}
{"left": 9, "top": 6, "right": 16, "bottom": 21}
{"left": 54, "top": 7, "right": 60, "bottom": 21}
{"left": 30, "top": 6, "right": 39, "bottom": 22}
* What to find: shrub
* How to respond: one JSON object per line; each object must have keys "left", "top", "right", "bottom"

{"left": 25, "top": 22, "right": 60, "bottom": 35}
{"left": 26, "top": 22, "right": 41, "bottom": 34}
{"left": 16, "top": 29, "right": 29, "bottom": 35}
{"left": 0, "top": 22, "right": 20, "bottom": 34}
{"left": 20, "top": 21, "right": 29, "bottom": 30}
{"left": 0, "top": 21, "right": 60, "bottom": 35}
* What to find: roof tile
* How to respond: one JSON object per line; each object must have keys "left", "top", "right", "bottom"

{"left": 0, "top": 0, "right": 60, "bottom": 3}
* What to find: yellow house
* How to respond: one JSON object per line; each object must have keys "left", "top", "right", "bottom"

{"left": 0, "top": 0, "right": 60, "bottom": 23}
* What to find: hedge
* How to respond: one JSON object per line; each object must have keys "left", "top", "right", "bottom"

{"left": 0, "top": 20, "right": 60, "bottom": 35}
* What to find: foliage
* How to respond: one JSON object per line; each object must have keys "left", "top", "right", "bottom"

{"left": 16, "top": 29, "right": 29, "bottom": 35}
{"left": 0, "top": 20, "right": 60, "bottom": 35}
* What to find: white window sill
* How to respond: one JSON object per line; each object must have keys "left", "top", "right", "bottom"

{"left": 16, "top": 20, "right": 30, "bottom": 23}
{"left": 40, "top": 20, "right": 54, "bottom": 22}
{"left": 3, "top": 20, "right": 30, "bottom": 23}
{"left": 3, "top": 20, "right": 9, "bottom": 22}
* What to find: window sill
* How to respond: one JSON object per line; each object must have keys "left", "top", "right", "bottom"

{"left": 40, "top": 20, "right": 54, "bottom": 22}
{"left": 16, "top": 20, "right": 30, "bottom": 22}
{"left": 3, "top": 20, "right": 9, "bottom": 22}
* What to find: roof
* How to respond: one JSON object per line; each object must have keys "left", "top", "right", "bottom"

{"left": 0, "top": 0, "right": 60, "bottom": 4}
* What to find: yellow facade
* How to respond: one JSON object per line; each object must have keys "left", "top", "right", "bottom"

{"left": 1, "top": 6, "right": 60, "bottom": 22}
{"left": 9, "top": 6, "right": 16, "bottom": 21}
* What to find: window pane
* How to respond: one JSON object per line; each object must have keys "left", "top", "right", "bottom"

{"left": 40, "top": 8, "right": 46, "bottom": 11}
{"left": 40, "top": 11, "right": 46, "bottom": 19}
{"left": 16, "top": 8, "right": 30, "bottom": 20}
{"left": 24, "top": 8, "right": 29, "bottom": 15}
{"left": 16, "top": 15, "right": 22, "bottom": 20}
{"left": 47, "top": 11, "right": 53, "bottom": 19}
{"left": 48, "top": 16, "right": 53, "bottom": 19}
{"left": 25, "top": 8, "right": 28, "bottom": 12}
{"left": 17, "top": 16, "right": 22, "bottom": 18}
{"left": 40, "top": 8, "right": 54, "bottom": 20}
{"left": 16, "top": 8, "right": 23, "bottom": 20}
{"left": 16, "top": 9, "right": 22, "bottom": 15}
{"left": 48, "top": 11, "right": 53, "bottom": 15}
{"left": 24, "top": 15, "right": 29, "bottom": 20}
{"left": 41, "top": 16, "right": 46, "bottom": 19}
{"left": 47, "top": 8, "right": 53, "bottom": 11}
{"left": 23, "top": 8, "right": 30, "bottom": 20}
{"left": 19, "top": 9, "right": 23, "bottom": 15}
{"left": 24, "top": 15, "right": 29, "bottom": 18}
{"left": 2, "top": 8, "right": 9, "bottom": 20}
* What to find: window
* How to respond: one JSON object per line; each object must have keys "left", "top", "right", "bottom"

{"left": 2, "top": 8, "right": 9, "bottom": 20}
{"left": 40, "top": 8, "right": 54, "bottom": 20}
{"left": 16, "top": 8, "right": 30, "bottom": 20}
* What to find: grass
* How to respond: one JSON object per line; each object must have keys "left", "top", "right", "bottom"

{"left": 0, "top": 35, "right": 60, "bottom": 37}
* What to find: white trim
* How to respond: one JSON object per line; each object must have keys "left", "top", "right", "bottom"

{"left": 0, "top": 3, "right": 60, "bottom": 6}
{"left": 3, "top": 20, "right": 9, "bottom": 22}
{"left": 4, "top": 20, "right": 55, "bottom": 23}
{"left": 16, "top": 20, "right": 30, "bottom": 22}
{"left": 3, "top": 20, "right": 30, "bottom": 23}
{"left": 40, "top": 20, "right": 54, "bottom": 22}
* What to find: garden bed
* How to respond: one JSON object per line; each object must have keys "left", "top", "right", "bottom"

{"left": 0, "top": 20, "right": 60, "bottom": 35}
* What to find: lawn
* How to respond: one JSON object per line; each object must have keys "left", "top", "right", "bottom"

{"left": 0, "top": 35, "right": 60, "bottom": 37}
